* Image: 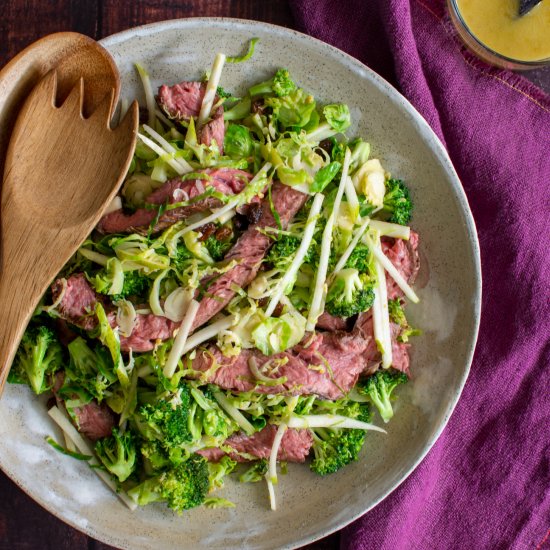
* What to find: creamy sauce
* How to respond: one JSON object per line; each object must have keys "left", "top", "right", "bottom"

{"left": 456, "top": 0, "right": 550, "bottom": 61}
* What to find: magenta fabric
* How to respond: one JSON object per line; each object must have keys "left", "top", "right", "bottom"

{"left": 289, "top": 1, "right": 550, "bottom": 549}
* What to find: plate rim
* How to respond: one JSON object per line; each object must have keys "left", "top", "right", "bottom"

{"left": 1, "top": 16, "right": 482, "bottom": 550}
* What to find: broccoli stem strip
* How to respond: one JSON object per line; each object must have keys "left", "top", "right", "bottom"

{"left": 266, "top": 423, "right": 288, "bottom": 511}
{"left": 142, "top": 124, "right": 193, "bottom": 173}
{"left": 181, "top": 316, "right": 235, "bottom": 355}
{"left": 135, "top": 63, "right": 156, "bottom": 131}
{"left": 365, "top": 233, "right": 419, "bottom": 303}
{"left": 344, "top": 175, "right": 361, "bottom": 222}
{"left": 306, "top": 148, "right": 352, "bottom": 331}
{"left": 137, "top": 133, "right": 190, "bottom": 176}
{"left": 164, "top": 299, "right": 200, "bottom": 378}
{"left": 368, "top": 220, "right": 410, "bottom": 240}
{"left": 265, "top": 192, "right": 324, "bottom": 316}
{"left": 287, "top": 414, "right": 386, "bottom": 433}
{"left": 212, "top": 391, "right": 256, "bottom": 436}
{"left": 331, "top": 217, "right": 371, "bottom": 277}
{"left": 47, "top": 406, "right": 137, "bottom": 511}
{"left": 370, "top": 232, "right": 393, "bottom": 368}
{"left": 198, "top": 52, "right": 226, "bottom": 128}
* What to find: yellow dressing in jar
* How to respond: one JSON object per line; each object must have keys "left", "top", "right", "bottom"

{"left": 453, "top": 0, "right": 550, "bottom": 63}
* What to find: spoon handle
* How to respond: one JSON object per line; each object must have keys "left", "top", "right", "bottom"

{"left": 0, "top": 264, "right": 38, "bottom": 394}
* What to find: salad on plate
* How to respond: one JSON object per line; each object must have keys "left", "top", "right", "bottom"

{"left": 9, "top": 38, "right": 421, "bottom": 513}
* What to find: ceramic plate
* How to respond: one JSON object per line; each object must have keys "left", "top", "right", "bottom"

{"left": 0, "top": 18, "right": 481, "bottom": 550}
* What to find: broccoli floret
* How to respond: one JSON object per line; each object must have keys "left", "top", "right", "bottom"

{"left": 190, "top": 385, "right": 237, "bottom": 441}
{"left": 266, "top": 235, "right": 300, "bottom": 268}
{"left": 249, "top": 68, "right": 296, "bottom": 98}
{"left": 136, "top": 384, "right": 193, "bottom": 447}
{"left": 128, "top": 454, "right": 209, "bottom": 512}
{"left": 239, "top": 459, "right": 268, "bottom": 483}
{"left": 66, "top": 337, "right": 117, "bottom": 401}
{"left": 204, "top": 234, "right": 233, "bottom": 262}
{"left": 309, "top": 401, "right": 371, "bottom": 476}
{"left": 95, "top": 428, "right": 137, "bottom": 483}
{"left": 8, "top": 325, "right": 63, "bottom": 395}
{"left": 358, "top": 369, "right": 408, "bottom": 423}
{"left": 325, "top": 268, "right": 374, "bottom": 318}
{"left": 208, "top": 455, "right": 237, "bottom": 491}
{"left": 381, "top": 178, "right": 413, "bottom": 225}
{"left": 388, "top": 299, "right": 422, "bottom": 343}
{"left": 344, "top": 244, "right": 373, "bottom": 274}
{"left": 111, "top": 271, "right": 151, "bottom": 302}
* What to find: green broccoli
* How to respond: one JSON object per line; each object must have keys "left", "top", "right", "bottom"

{"left": 358, "top": 369, "right": 408, "bottom": 423}
{"left": 344, "top": 244, "right": 373, "bottom": 274}
{"left": 248, "top": 68, "right": 296, "bottom": 97}
{"left": 204, "top": 234, "right": 233, "bottom": 262}
{"left": 8, "top": 325, "right": 63, "bottom": 395}
{"left": 381, "top": 178, "right": 413, "bottom": 225}
{"left": 135, "top": 384, "right": 193, "bottom": 447}
{"left": 190, "top": 385, "right": 237, "bottom": 441}
{"left": 388, "top": 299, "right": 422, "bottom": 343}
{"left": 111, "top": 271, "right": 151, "bottom": 301}
{"left": 127, "top": 454, "right": 209, "bottom": 512}
{"left": 66, "top": 337, "right": 117, "bottom": 401}
{"left": 95, "top": 428, "right": 137, "bottom": 483}
{"left": 325, "top": 268, "right": 374, "bottom": 318}
{"left": 309, "top": 401, "right": 371, "bottom": 476}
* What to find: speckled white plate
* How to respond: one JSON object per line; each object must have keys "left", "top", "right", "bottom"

{"left": 0, "top": 18, "right": 481, "bottom": 550}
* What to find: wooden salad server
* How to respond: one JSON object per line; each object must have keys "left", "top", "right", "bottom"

{"left": 0, "top": 67, "right": 138, "bottom": 395}
{"left": 0, "top": 32, "right": 121, "bottom": 181}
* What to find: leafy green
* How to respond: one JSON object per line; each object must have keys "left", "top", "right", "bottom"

{"left": 224, "top": 124, "right": 254, "bottom": 158}
{"left": 265, "top": 89, "right": 316, "bottom": 128}
{"left": 323, "top": 104, "right": 351, "bottom": 132}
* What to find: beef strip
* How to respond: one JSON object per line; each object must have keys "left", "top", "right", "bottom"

{"left": 197, "top": 425, "right": 313, "bottom": 463}
{"left": 190, "top": 331, "right": 371, "bottom": 400}
{"left": 157, "top": 81, "right": 225, "bottom": 152}
{"left": 190, "top": 181, "right": 308, "bottom": 331}
{"left": 97, "top": 168, "right": 251, "bottom": 235}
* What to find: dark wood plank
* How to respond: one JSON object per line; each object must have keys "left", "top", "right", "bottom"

{"left": 0, "top": 0, "right": 100, "bottom": 67}
{"left": 100, "top": 0, "right": 296, "bottom": 37}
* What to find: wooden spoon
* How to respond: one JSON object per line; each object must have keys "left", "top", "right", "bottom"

{"left": 0, "top": 32, "right": 120, "bottom": 182}
{"left": 0, "top": 70, "right": 138, "bottom": 395}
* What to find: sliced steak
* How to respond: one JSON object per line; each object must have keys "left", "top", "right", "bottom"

{"left": 157, "top": 81, "right": 225, "bottom": 152}
{"left": 51, "top": 274, "right": 99, "bottom": 331}
{"left": 52, "top": 373, "right": 115, "bottom": 441}
{"left": 191, "top": 182, "right": 308, "bottom": 331}
{"left": 73, "top": 401, "right": 115, "bottom": 441}
{"left": 51, "top": 275, "right": 176, "bottom": 353}
{"left": 381, "top": 231, "right": 420, "bottom": 299}
{"left": 197, "top": 425, "right": 313, "bottom": 463}
{"left": 316, "top": 311, "right": 348, "bottom": 332}
{"left": 118, "top": 313, "right": 177, "bottom": 353}
{"left": 191, "top": 331, "right": 371, "bottom": 400}
{"left": 97, "top": 168, "right": 251, "bottom": 235}
{"left": 158, "top": 81, "right": 204, "bottom": 120}
{"left": 355, "top": 312, "right": 410, "bottom": 374}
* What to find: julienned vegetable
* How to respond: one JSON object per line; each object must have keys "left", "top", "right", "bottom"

{"left": 12, "top": 38, "right": 422, "bottom": 515}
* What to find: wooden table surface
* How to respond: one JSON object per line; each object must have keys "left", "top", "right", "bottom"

{"left": 1, "top": 2, "right": 549, "bottom": 549}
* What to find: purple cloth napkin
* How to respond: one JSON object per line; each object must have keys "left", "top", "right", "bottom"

{"left": 290, "top": 1, "right": 550, "bottom": 548}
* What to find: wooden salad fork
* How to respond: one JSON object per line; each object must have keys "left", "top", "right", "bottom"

{"left": 0, "top": 70, "right": 138, "bottom": 395}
